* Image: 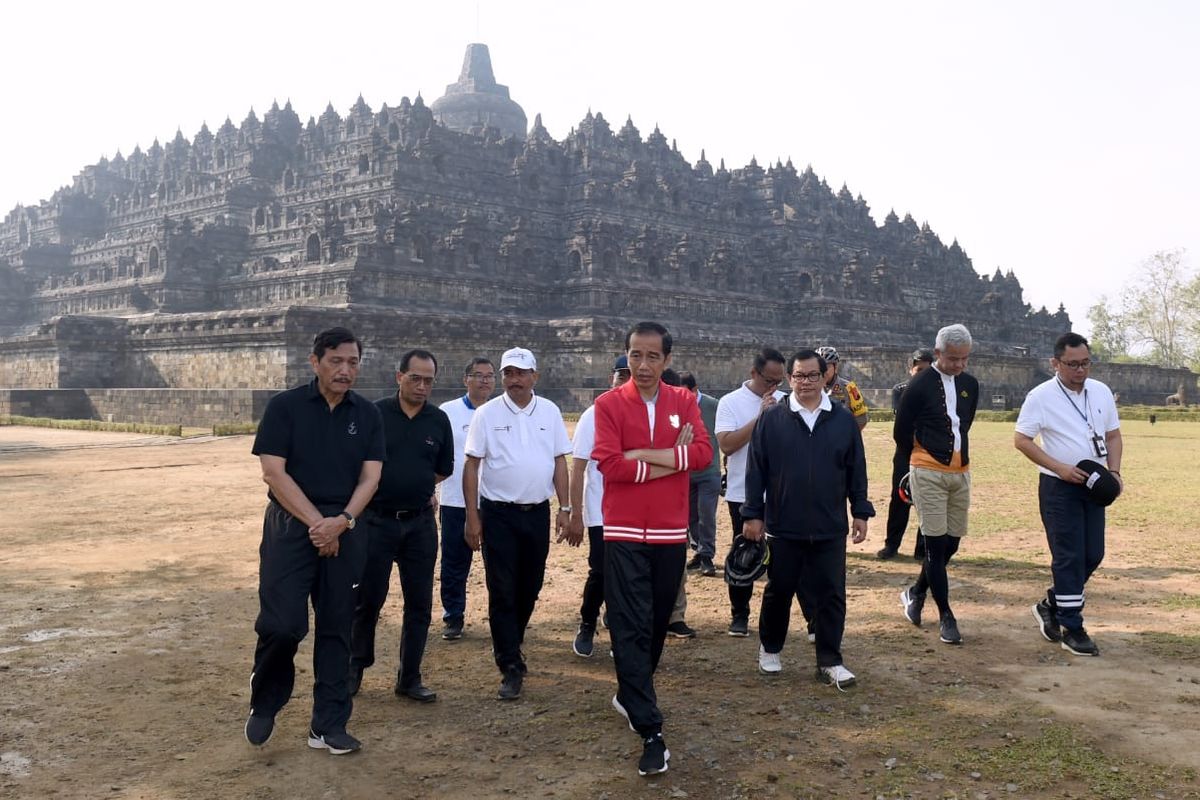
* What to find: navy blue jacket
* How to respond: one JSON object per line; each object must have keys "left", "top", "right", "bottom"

{"left": 740, "top": 400, "right": 875, "bottom": 540}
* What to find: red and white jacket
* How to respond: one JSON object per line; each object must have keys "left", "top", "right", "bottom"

{"left": 592, "top": 379, "right": 713, "bottom": 545}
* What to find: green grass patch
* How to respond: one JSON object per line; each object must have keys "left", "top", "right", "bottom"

{"left": 213, "top": 422, "right": 258, "bottom": 435}
{"left": 1139, "top": 631, "right": 1200, "bottom": 661}
{"left": 961, "top": 719, "right": 1186, "bottom": 799}
{"left": 0, "top": 415, "right": 182, "bottom": 436}
{"left": 1158, "top": 594, "right": 1200, "bottom": 611}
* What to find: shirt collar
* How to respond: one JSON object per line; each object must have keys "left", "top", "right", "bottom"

{"left": 788, "top": 392, "right": 832, "bottom": 413}
{"left": 502, "top": 391, "right": 538, "bottom": 416}
{"left": 306, "top": 377, "right": 357, "bottom": 405}
{"left": 461, "top": 394, "right": 476, "bottom": 410}
{"left": 932, "top": 364, "right": 955, "bottom": 382}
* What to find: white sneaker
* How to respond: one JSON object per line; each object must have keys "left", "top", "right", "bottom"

{"left": 758, "top": 645, "right": 782, "bottom": 674}
{"left": 611, "top": 694, "right": 636, "bottom": 732}
{"left": 817, "top": 664, "right": 856, "bottom": 690}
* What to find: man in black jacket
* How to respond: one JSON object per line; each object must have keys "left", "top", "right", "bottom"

{"left": 742, "top": 349, "right": 874, "bottom": 688}
{"left": 894, "top": 325, "right": 979, "bottom": 645}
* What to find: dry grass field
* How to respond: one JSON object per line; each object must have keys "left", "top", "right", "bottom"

{"left": 1, "top": 420, "right": 1198, "bottom": 800}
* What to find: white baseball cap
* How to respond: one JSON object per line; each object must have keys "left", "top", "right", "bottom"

{"left": 500, "top": 347, "right": 537, "bottom": 371}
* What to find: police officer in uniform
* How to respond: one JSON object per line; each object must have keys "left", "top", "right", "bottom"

{"left": 816, "top": 346, "right": 870, "bottom": 430}
{"left": 245, "top": 327, "right": 385, "bottom": 755}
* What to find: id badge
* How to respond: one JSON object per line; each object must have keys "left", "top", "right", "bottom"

{"left": 1092, "top": 433, "right": 1108, "bottom": 458}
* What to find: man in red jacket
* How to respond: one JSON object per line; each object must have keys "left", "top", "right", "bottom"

{"left": 592, "top": 321, "right": 713, "bottom": 777}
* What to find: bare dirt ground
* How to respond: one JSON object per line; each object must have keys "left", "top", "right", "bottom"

{"left": 1, "top": 421, "right": 1199, "bottom": 800}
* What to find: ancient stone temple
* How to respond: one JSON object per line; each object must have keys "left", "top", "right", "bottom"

{"left": 0, "top": 43, "right": 1188, "bottom": 420}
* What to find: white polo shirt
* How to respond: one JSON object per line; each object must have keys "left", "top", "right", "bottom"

{"left": 1015, "top": 376, "right": 1120, "bottom": 477}
{"left": 437, "top": 395, "right": 477, "bottom": 508}
{"left": 572, "top": 405, "right": 604, "bottom": 527}
{"left": 465, "top": 391, "right": 572, "bottom": 503}
{"left": 788, "top": 391, "right": 833, "bottom": 431}
{"left": 715, "top": 381, "right": 787, "bottom": 503}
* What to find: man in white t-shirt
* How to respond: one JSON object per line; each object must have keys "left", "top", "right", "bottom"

{"left": 714, "top": 348, "right": 787, "bottom": 637}
{"left": 566, "top": 356, "right": 631, "bottom": 657}
{"left": 1015, "top": 332, "right": 1123, "bottom": 657}
{"left": 463, "top": 347, "right": 572, "bottom": 700}
{"left": 436, "top": 357, "right": 495, "bottom": 641}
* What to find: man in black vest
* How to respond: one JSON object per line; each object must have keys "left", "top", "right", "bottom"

{"left": 895, "top": 325, "right": 979, "bottom": 646}
{"left": 878, "top": 348, "right": 934, "bottom": 560}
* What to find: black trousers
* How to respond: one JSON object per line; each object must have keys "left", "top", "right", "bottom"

{"left": 579, "top": 524, "right": 605, "bottom": 625}
{"left": 250, "top": 501, "right": 367, "bottom": 735}
{"left": 480, "top": 499, "right": 550, "bottom": 674}
{"left": 759, "top": 536, "right": 847, "bottom": 668}
{"left": 606, "top": 540, "right": 686, "bottom": 737}
{"left": 884, "top": 451, "right": 925, "bottom": 553}
{"left": 350, "top": 507, "right": 437, "bottom": 690}
{"left": 726, "top": 501, "right": 754, "bottom": 619}
{"left": 1039, "top": 474, "right": 1106, "bottom": 630}
{"left": 728, "top": 501, "right": 812, "bottom": 627}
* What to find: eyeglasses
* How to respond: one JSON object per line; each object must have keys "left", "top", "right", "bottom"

{"left": 791, "top": 372, "right": 823, "bottom": 382}
{"left": 1058, "top": 359, "right": 1092, "bottom": 370}
{"left": 467, "top": 372, "right": 495, "bottom": 381}
{"left": 405, "top": 374, "right": 435, "bottom": 386}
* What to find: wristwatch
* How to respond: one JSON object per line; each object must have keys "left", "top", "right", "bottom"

{"left": 340, "top": 511, "right": 357, "bottom": 530}
{"left": 558, "top": 505, "right": 573, "bottom": 515}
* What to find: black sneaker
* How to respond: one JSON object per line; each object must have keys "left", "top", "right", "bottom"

{"left": 666, "top": 621, "right": 696, "bottom": 639}
{"left": 1061, "top": 627, "right": 1100, "bottom": 656}
{"left": 899, "top": 587, "right": 925, "bottom": 627}
{"left": 347, "top": 664, "right": 363, "bottom": 697}
{"left": 244, "top": 712, "right": 274, "bottom": 747}
{"left": 497, "top": 669, "right": 523, "bottom": 700}
{"left": 442, "top": 619, "right": 464, "bottom": 641}
{"left": 700, "top": 557, "right": 717, "bottom": 577}
{"left": 1032, "top": 599, "right": 1062, "bottom": 643}
{"left": 307, "top": 729, "right": 361, "bottom": 755}
{"left": 727, "top": 616, "right": 750, "bottom": 637}
{"left": 573, "top": 622, "right": 596, "bottom": 657}
{"left": 939, "top": 614, "right": 963, "bottom": 645}
{"left": 876, "top": 546, "right": 898, "bottom": 560}
{"left": 637, "top": 733, "right": 670, "bottom": 776}
{"left": 686, "top": 554, "right": 705, "bottom": 573}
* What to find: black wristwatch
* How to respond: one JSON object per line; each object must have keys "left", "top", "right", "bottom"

{"left": 340, "top": 511, "right": 356, "bottom": 530}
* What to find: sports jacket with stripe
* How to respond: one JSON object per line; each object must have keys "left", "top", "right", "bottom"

{"left": 593, "top": 379, "right": 713, "bottom": 545}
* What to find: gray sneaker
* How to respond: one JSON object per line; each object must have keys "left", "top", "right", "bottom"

{"left": 939, "top": 614, "right": 963, "bottom": 645}
{"left": 900, "top": 587, "right": 925, "bottom": 627}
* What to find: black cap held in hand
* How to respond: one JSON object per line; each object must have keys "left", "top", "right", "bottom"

{"left": 1076, "top": 459, "right": 1121, "bottom": 507}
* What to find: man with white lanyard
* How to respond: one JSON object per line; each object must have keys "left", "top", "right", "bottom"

{"left": 1015, "top": 332, "right": 1123, "bottom": 656}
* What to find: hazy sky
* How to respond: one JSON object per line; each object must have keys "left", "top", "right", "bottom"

{"left": 2, "top": 1, "right": 1196, "bottom": 333}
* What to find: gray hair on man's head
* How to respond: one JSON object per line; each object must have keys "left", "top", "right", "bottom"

{"left": 935, "top": 323, "right": 973, "bottom": 351}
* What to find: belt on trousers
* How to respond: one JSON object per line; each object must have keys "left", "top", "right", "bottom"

{"left": 482, "top": 498, "right": 549, "bottom": 512}
{"left": 373, "top": 505, "right": 431, "bottom": 520}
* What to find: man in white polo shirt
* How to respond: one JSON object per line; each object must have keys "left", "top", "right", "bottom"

{"left": 436, "top": 357, "right": 495, "bottom": 641}
{"left": 715, "top": 348, "right": 787, "bottom": 637}
{"left": 1015, "top": 332, "right": 1123, "bottom": 657}
{"left": 463, "top": 347, "right": 572, "bottom": 700}
{"left": 567, "top": 355, "right": 631, "bottom": 657}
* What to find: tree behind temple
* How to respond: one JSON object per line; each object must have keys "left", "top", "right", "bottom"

{"left": 1086, "top": 249, "right": 1199, "bottom": 370}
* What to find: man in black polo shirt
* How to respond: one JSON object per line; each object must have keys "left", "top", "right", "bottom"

{"left": 349, "top": 349, "right": 453, "bottom": 703}
{"left": 246, "top": 327, "right": 385, "bottom": 755}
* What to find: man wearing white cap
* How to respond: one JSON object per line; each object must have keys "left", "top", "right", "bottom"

{"left": 463, "top": 347, "right": 572, "bottom": 700}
